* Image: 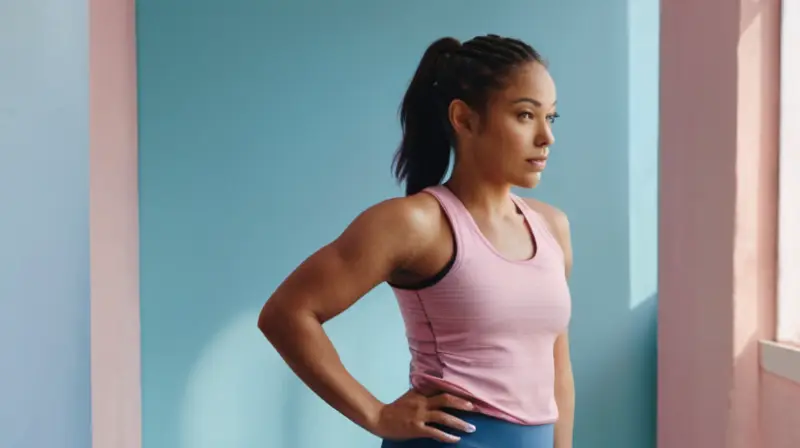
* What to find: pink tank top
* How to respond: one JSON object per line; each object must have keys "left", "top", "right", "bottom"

{"left": 390, "top": 185, "right": 572, "bottom": 425}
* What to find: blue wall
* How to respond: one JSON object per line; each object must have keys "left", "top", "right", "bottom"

{"left": 0, "top": 1, "right": 92, "bottom": 447}
{"left": 137, "top": 1, "right": 658, "bottom": 447}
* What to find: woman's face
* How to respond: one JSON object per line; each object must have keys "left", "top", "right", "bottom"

{"left": 461, "top": 61, "right": 558, "bottom": 189}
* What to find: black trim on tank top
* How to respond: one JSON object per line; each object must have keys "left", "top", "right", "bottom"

{"left": 387, "top": 244, "right": 457, "bottom": 291}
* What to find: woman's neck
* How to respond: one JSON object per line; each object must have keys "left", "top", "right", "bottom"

{"left": 445, "top": 166, "right": 516, "bottom": 217}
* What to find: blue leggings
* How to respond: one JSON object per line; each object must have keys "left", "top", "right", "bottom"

{"left": 380, "top": 410, "right": 554, "bottom": 448}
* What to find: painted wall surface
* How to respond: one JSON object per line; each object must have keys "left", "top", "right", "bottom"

{"left": 137, "top": 1, "right": 658, "bottom": 447}
{"left": 89, "top": 0, "right": 142, "bottom": 447}
{"left": 0, "top": 1, "right": 91, "bottom": 447}
{"left": 761, "top": 372, "right": 800, "bottom": 448}
{"left": 658, "top": 0, "right": 800, "bottom": 447}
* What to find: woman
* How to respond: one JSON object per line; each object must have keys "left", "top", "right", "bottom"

{"left": 258, "top": 34, "right": 574, "bottom": 448}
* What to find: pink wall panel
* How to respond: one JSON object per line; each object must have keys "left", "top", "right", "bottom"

{"left": 89, "top": 0, "right": 141, "bottom": 447}
{"left": 659, "top": 0, "right": 798, "bottom": 447}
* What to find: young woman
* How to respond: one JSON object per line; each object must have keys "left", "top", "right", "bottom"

{"left": 258, "top": 34, "right": 574, "bottom": 448}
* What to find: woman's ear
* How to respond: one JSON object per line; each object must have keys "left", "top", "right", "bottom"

{"left": 448, "top": 99, "right": 479, "bottom": 138}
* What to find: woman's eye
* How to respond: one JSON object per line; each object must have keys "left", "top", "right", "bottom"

{"left": 547, "top": 113, "right": 560, "bottom": 124}
{"left": 519, "top": 112, "right": 534, "bottom": 120}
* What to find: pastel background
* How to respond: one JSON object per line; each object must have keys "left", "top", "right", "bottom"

{"left": 0, "top": 1, "right": 91, "bottom": 447}
{"left": 135, "top": 1, "right": 657, "bottom": 447}
{"left": 1, "top": 1, "right": 798, "bottom": 448}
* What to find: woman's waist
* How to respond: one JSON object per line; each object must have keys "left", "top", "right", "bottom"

{"left": 409, "top": 370, "right": 558, "bottom": 426}
{"left": 439, "top": 409, "right": 554, "bottom": 429}
{"left": 380, "top": 409, "right": 555, "bottom": 447}
{"left": 409, "top": 338, "right": 556, "bottom": 367}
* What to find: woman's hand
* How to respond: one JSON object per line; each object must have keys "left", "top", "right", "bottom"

{"left": 372, "top": 390, "right": 477, "bottom": 443}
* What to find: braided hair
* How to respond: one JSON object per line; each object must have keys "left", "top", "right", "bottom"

{"left": 392, "top": 34, "right": 546, "bottom": 196}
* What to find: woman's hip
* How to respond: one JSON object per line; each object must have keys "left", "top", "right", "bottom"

{"left": 379, "top": 410, "right": 554, "bottom": 448}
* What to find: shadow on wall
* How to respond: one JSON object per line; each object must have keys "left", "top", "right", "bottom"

{"left": 177, "top": 286, "right": 408, "bottom": 447}
{"left": 568, "top": 290, "right": 658, "bottom": 448}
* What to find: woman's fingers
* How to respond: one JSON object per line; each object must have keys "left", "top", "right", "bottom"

{"left": 426, "top": 393, "right": 474, "bottom": 412}
{"left": 416, "top": 423, "right": 462, "bottom": 444}
{"left": 426, "top": 410, "right": 476, "bottom": 434}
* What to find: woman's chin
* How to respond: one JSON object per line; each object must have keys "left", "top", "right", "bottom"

{"left": 516, "top": 172, "right": 542, "bottom": 189}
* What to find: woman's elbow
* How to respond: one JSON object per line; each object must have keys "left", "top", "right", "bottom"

{"left": 257, "top": 299, "right": 317, "bottom": 343}
{"left": 257, "top": 300, "right": 286, "bottom": 340}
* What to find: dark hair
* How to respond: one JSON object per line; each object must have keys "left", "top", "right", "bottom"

{"left": 392, "top": 34, "right": 545, "bottom": 196}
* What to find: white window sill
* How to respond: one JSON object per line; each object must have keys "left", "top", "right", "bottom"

{"left": 760, "top": 340, "right": 800, "bottom": 384}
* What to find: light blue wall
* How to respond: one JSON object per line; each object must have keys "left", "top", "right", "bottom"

{"left": 626, "top": 0, "right": 660, "bottom": 443}
{"left": 0, "top": 1, "right": 91, "bottom": 448}
{"left": 137, "top": 1, "right": 658, "bottom": 447}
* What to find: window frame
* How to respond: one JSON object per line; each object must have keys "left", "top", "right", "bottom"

{"left": 762, "top": 0, "right": 800, "bottom": 386}
{"left": 777, "top": 0, "right": 799, "bottom": 346}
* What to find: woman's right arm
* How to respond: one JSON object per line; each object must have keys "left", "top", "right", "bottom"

{"left": 257, "top": 196, "right": 474, "bottom": 443}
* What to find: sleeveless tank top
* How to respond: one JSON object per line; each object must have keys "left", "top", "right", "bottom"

{"left": 389, "top": 185, "right": 572, "bottom": 425}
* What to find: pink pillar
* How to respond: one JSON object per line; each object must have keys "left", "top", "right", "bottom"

{"left": 658, "top": 0, "right": 781, "bottom": 447}
{"left": 89, "top": 0, "right": 142, "bottom": 447}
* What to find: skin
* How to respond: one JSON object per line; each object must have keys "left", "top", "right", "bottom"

{"left": 258, "top": 60, "right": 574, "bottom": 446}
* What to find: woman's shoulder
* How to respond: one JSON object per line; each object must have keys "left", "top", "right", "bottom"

{"left": 521, "top": 197, "right": 569, "bottom": 231}
{"left": 520, "top": 197, "right": 571, "bottom": 253}
{"left": 355, "top": 191, "right": 448, "bottom": 244}
{"left": 521, "top": 196, "right": 573, "bottom": 274}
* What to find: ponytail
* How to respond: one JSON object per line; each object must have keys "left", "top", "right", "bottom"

{"left": 392, "top": 37, "right": 461, "bottom": 196}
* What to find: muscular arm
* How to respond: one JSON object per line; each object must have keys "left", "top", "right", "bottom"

{"left": 525, "top": 199, "right": 575, "bottom": 448}
{"left": 550, "top": 209, "right": 575, "bottom": 448}
{"left": 553, "top": 331, "right": 574, "bottom": 448}
{"left": 257, "top": 196, "right": 440, "bottom": 434}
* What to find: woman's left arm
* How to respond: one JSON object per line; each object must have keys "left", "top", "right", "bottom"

{"left": 525, "top": 199, "right": 575, "bottom": 448}
{"left": 551, "top": 209, "right": 574, "bottom": 448}
{"left": 551, "top": 208, "right": 575, "bottom": 448}
{"left": 553, "top": 331, "right": 574, "bottom": 448}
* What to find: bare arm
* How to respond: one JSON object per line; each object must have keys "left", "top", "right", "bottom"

{"left": 525, "top": 199, "right": 575, "bottom": 448}
{"left": 257, "top": 197, "right": 461, "bottom": 438}
{"left": 550, "top": 208, "right": 575, "bottom": 448}
{"left": 553, "top": 331, "right": 574, "bottom": 448}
